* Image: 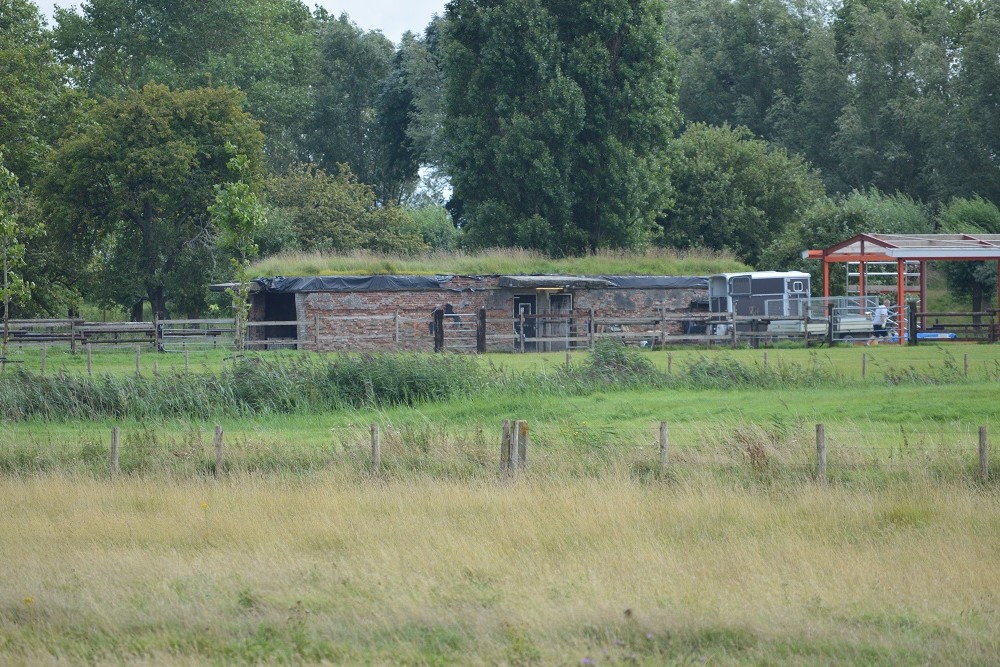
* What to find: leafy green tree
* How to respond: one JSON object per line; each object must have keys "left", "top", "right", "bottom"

{"left": 264, "top": 164, "right": 427, "bottom": 255}
{"left": 665, "top": 0, "right": 811, "bottom": 141}
{"left": 950, "top": 4, "right": 1000, "bottom": 204}
{"left": 0, "top": 154, "right": 44, "bottom": 358}
{"left": 759, "top": 189, "right": 934, "bottom": 294}
{"left": 42, "top": 84, "right": 265, "bottom": 319}
{"left": 53, "top": 0, "right": 316, "bottom": 168}
{"left": 309, "top": 14, "right": 396, "bottom": 200}
{"left": 402, "top": 205, "right": 460, "bottom": 251}
{"left": 0, "top": 0, "right": 85, "bottom": 186}
{"left": 443, "top": 0, "right": 679, "bottom": 255}
{"left": 373, "top": 22, "right": 449, "bottom": 205}
{"left": 775, "top": 25, "right": 849, "bottom": 193}
{"left": 210, "top": 151, "right": 266, "bottom": 349}
{"left": 661, "top": 123, "right": 825, "bottom": 266}
{"left": 938, "top": 197, "right": 1000, "bottom": 315}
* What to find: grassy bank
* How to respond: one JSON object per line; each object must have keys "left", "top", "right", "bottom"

{"left": 3, "top": 474, "right": 998, "bottom": 665}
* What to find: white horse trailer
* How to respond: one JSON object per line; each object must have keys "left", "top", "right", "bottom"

{"left": 708, "top": 271, "right": 811, "bottom": 318}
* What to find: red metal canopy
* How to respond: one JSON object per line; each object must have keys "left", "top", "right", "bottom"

{"left": 805, "top": 234, "right": 1000, "bottom": 340}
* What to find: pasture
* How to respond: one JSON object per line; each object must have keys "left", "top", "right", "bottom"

{"left": 2, "top": 343, "right": 999, "bottom": 664}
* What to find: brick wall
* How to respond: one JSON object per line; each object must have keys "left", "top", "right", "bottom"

{"left": 252, "top": 277, "right": 708, "bottom": 352}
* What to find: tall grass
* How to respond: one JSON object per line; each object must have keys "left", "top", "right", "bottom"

{"left": 2, "top": 473, "right": 997, "bottom": 664}
{"left": 2, "top": 342, "right": 995, "bottom": 423}
{"left": 0, "top": 353, "right": 486, "bottom": 421}
{"left": 249, "top": 247, "right": 750, "bottom": 278}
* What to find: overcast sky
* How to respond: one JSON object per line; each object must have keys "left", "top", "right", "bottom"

{"left": 34, "top": 1, "right": 447, "bottom": 44}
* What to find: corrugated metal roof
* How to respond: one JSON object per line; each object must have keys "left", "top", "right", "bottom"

{"left": 811, "top": 234, "right": 1000, "bottom": 260}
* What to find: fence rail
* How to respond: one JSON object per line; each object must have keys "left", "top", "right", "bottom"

{"left": 3, "top": 306, "right": 997, "bottom": 355}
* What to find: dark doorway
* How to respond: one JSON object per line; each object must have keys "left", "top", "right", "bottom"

{"left": 263, "top": 293, "right": 297, "bottom": 344}
{"left": 548, "top": 293, "right": 573, "bottom": 350}
{"left": 513, "top": 294, "right": 536, "bottom": 351}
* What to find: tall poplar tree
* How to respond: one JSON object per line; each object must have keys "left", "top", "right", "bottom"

{"left": 442, "top": 0, "right": 680, "bottom": 255}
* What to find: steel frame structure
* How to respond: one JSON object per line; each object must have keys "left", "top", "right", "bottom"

{"left": 804, "top": 234, "right": 1000, "bottom": 341}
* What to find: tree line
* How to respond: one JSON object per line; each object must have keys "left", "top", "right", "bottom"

{"left": 0, "top": 0, "right": 998, "bottom": 320}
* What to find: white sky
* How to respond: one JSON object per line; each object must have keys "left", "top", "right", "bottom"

{"left": 35, "top": 1, "right": 447, "bottom": 44}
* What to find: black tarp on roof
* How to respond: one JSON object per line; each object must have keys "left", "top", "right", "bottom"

{"left": 252, "top": 275, "right": 466, "bottom": 293}
{"left": 248, "top": 274, "right": 708, "bottom": 293}
{"left": 497, "top": 275, "right": 614, "bottom": 289}
{"left": 601, "top": 276, "right": 708, "bottom": 289}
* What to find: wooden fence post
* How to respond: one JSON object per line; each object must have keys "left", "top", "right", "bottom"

{"left": 70, "top": 319, "right": 76, "bottom": 355}
{"left": 908, "top": 302, "right": 918, "bottom": 346}
{"left": 500, "top": 420, "right": 511, "bottom": 473}
{"left": 980, "top": 426, "right": 989, "bottom": 483}
{"left": 110, "top": 427, "right": 120, "bottom": 478}
{"left": 667, "top": 352, "right": 672, "bottom": 375}
{"left": 964, "top": 353, "right": 969, "bottom": 378}
{"left": 477, "top": 308, "right": 487, "bottom": 354}
{"left": 184, "top": 349, "right": 190, "bottom": 373}
{"left": 371, "top": 424, "right": 381, "bottom": 476}
{"left": 763, "top": 351, "right": 768, "bottom": 369}
{"left": 135, "top": 345, "right": 141, "bottom": 376}
{"left": 862, "top": 352, "right": 867, "bottom": 380}
{"left": 41, "top": 343, "right": 46, "bottom": 375}
{"left": 588, "top": 308, "right": 595, "bottom": 348}
{"left": 434, "top": 308, "right": 445, "bottom": 353}
{"left": 659, "top": 421, "right": 669, "bottom": 473}
{"left": 86, "top": 344, "right": 92, "bottom": 376}
{"left": 516, "top": 420, "right": 528, "bottom": 470}
{"left": 816, "top": 424, "right": 826, "bottom": 484}
{"left": 214, "top": 425, "right": 224, "bottom": 479}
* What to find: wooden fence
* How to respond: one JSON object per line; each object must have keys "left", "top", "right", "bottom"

{"left": 4, "top": 307, "right": 997, "bottom": 355}
{"left": 90, "top": 421, "right": 991, "bottom": 484}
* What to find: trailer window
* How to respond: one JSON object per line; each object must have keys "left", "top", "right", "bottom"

{"left": 791, "top": 281, "right": 805, "bottom": 293}
{"left": 730, "top": 276, "right": 751, "bottom": 295}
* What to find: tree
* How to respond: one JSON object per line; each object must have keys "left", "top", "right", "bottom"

{"left": 263, "top": 164, "right": 427, "bottom": 255}
{"left": 0, "top": 0, "right": 85, "bottom": 187}
{"left": 43, "top": 84, "right": 265, "bottom": 319}
{"left": 308, "top": 14, "right": 396, "bottom": 199}
{"left": 661, "top": 123, "right": 826, "bottom": 266}
{"left": 664, "top": 0, "right": 811, "bottom": 141}
{"left": 53, "top": 0, "right": 316, "bottom": 168}
{"left": 374, "top": 19, "right": 451, "bottom": 206}
{"left": 938, "top": 197, "right": 1000, "bottom": 316}
{"left": 758, "top": 189, "right": 934, "bottom": 295}
{"left": 442, "top": 0, "right": 680, "bottom": 255}
{"left": 0, "top": 154, "right": 44, "bottom": 360}
{"left": 210, "top": 151, "right": 266, "bottom": 350}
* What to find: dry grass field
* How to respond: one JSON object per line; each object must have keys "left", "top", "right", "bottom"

{"left": 2, "top": 343, "right": 999, "bottom": 664}
{"left": 3, "top": 471, "right": 999, "bottom": 665}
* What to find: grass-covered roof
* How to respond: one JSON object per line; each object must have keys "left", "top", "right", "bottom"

{"left": 250, "top": 249, "right": 750, "bottom": 278}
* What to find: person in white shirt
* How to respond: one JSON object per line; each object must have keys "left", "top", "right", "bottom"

{"left": 868, "top": 300, "right": 891, "bottom": 345}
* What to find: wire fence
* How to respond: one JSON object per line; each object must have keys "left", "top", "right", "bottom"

{"left": 1, "top": 420, "right": 991, "bottom": 485}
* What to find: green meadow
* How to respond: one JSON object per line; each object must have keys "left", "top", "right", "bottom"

{"left": 2, "top": 342, "right": 999, "bottom": 664}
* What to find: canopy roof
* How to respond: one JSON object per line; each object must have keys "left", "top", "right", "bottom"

{"left": 806, "top": 233, "right": 1000, "bottom": 262}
